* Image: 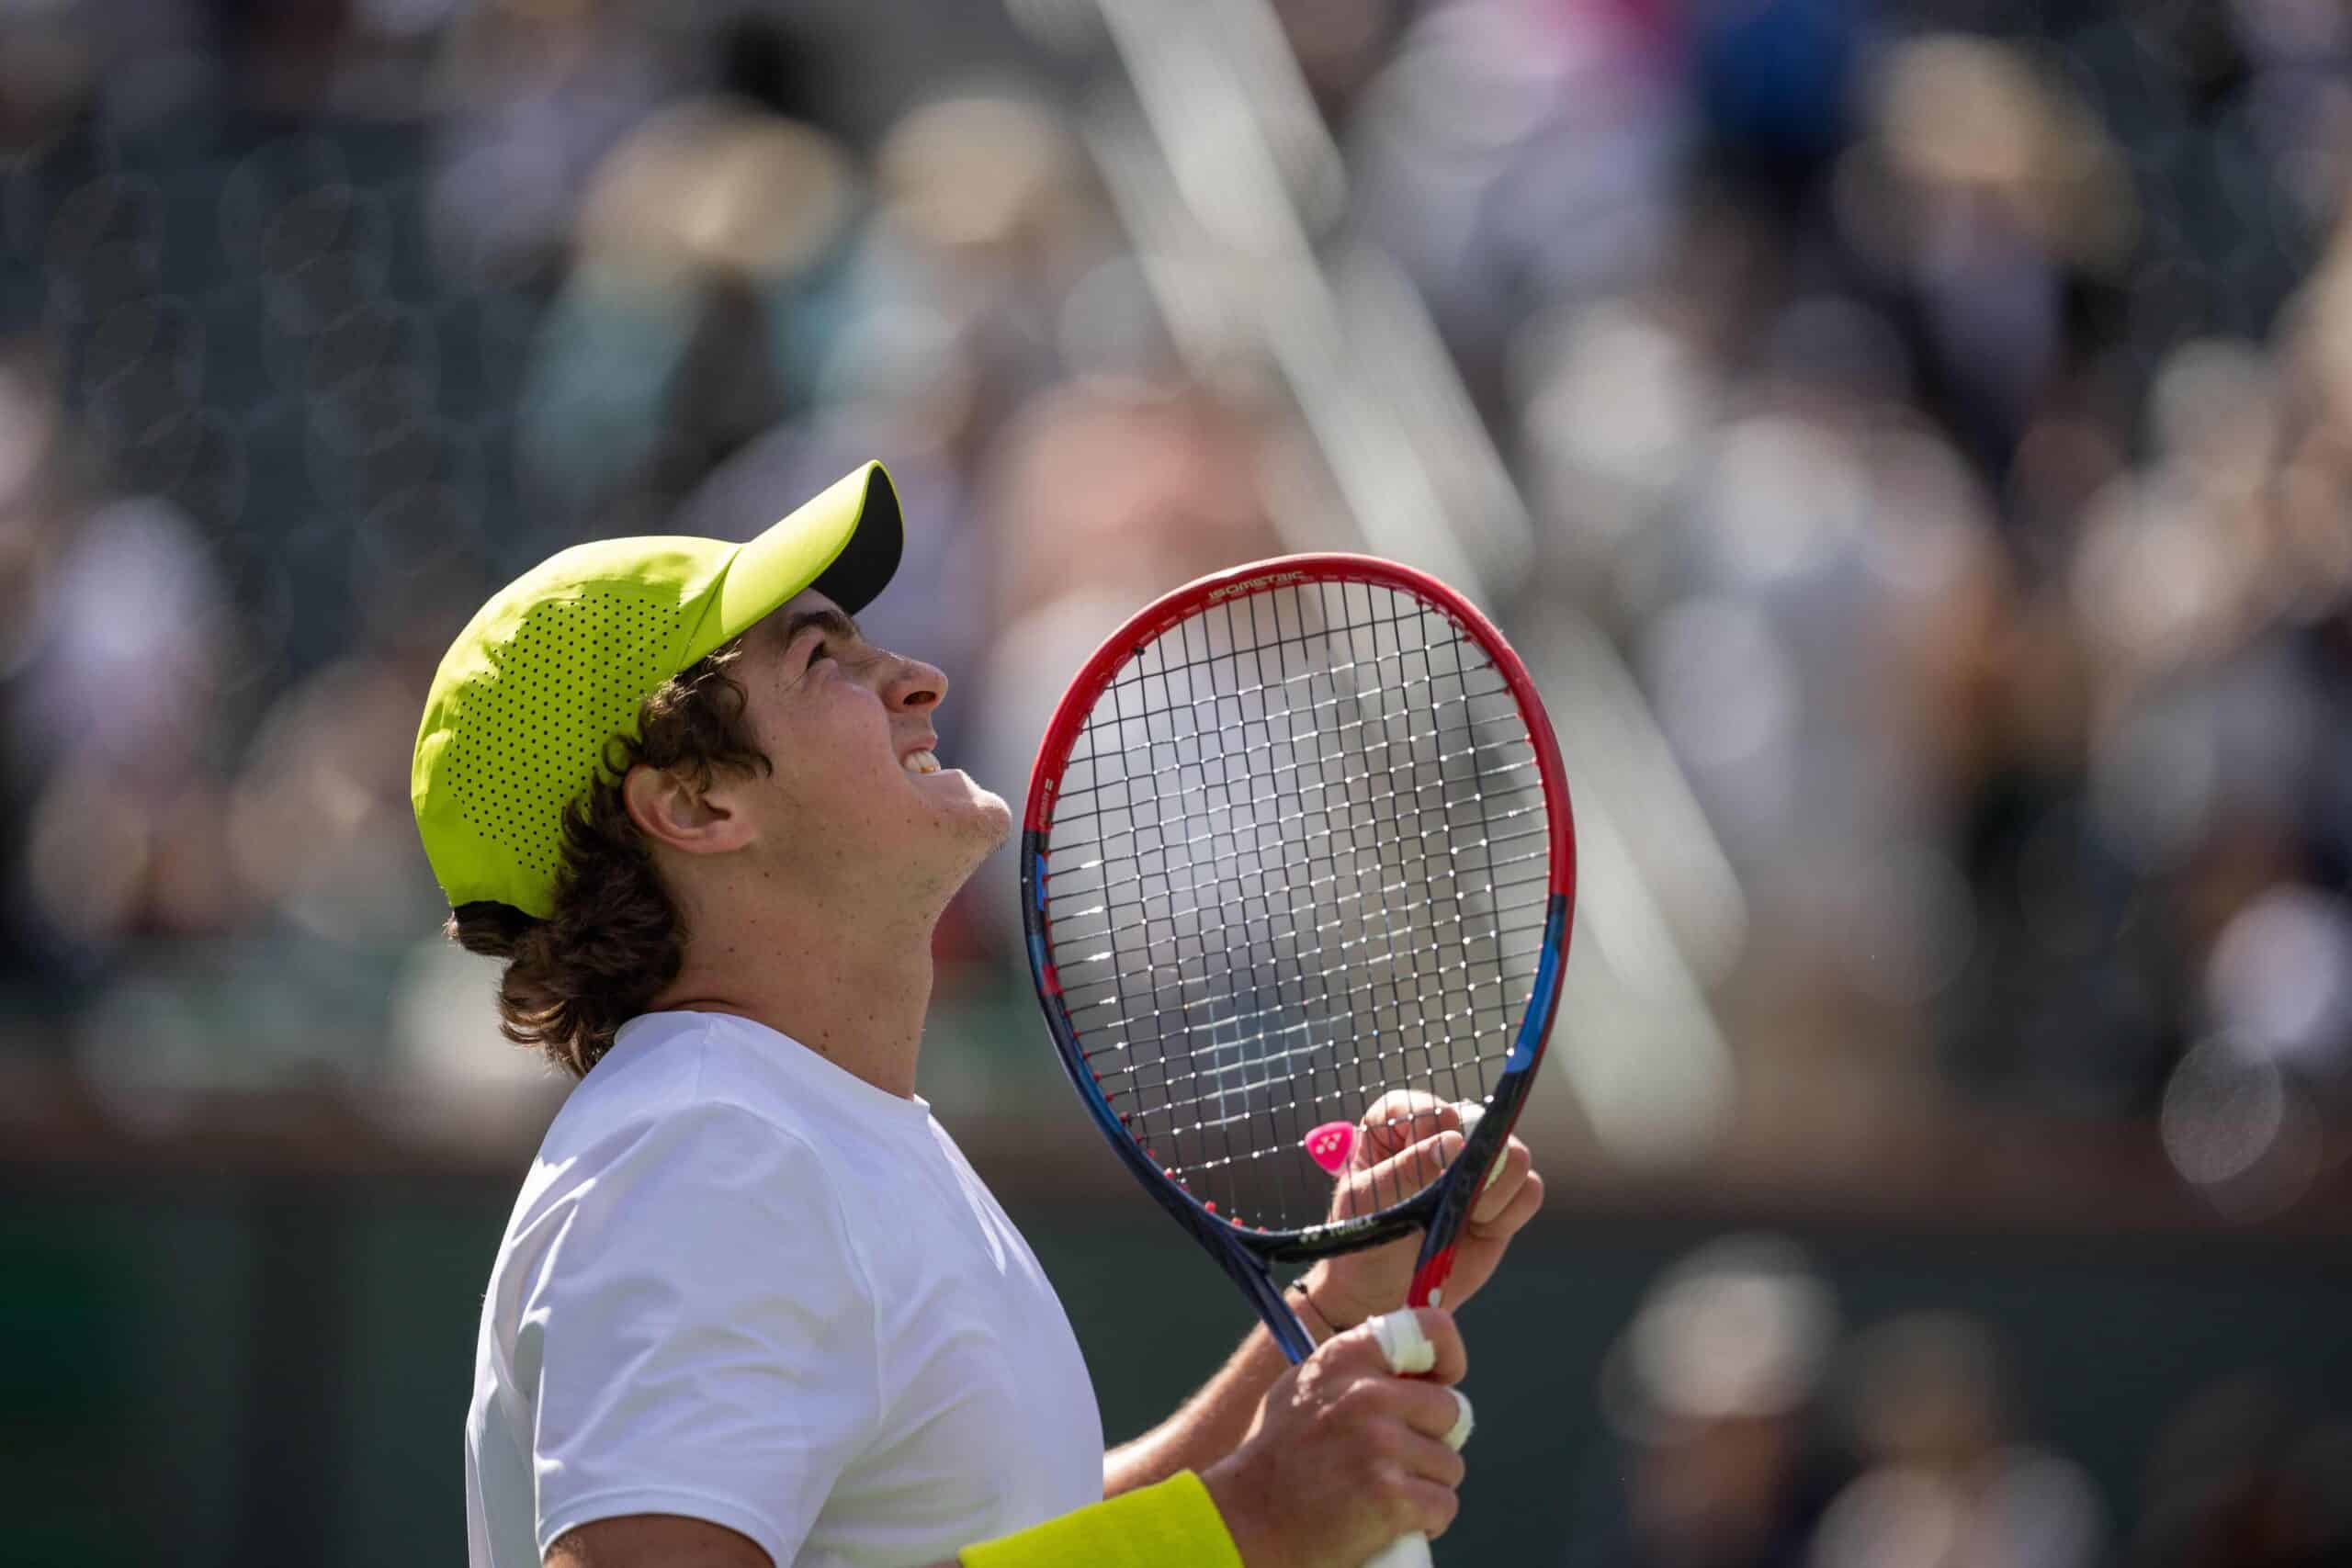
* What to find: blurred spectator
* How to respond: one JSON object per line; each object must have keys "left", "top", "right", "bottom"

{"left": 427, "top": 0, "right": 685, "bottom": 288}
{"left": 1838, "top": 33, "right": 2137, "bottom": 476}
{"left": 1568, "top": 1234, "right": 1847, "bottom": 1568}
{"left": 1810, "top": 1312, "right": 2106, "bottom": 1568}
{"left": 1350, "top": 0, "right": 1687, "bottom": 392}
{"left": 15, "top": 494, "right": 239, "bottom": 958}
{"left": 2133, "top": 1375, "right": 2352, "bottom": 1568}
{"left": 514, "top": 93, "right": 858, "bottom": 531}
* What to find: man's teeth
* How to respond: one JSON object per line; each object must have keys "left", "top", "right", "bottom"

{"left": 903, "top": 750, "right": 942, "bottom": 774}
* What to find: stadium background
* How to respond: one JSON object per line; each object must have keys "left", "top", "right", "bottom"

{"left": 3, "top": 0, "right": 2349, "bottom": 1563}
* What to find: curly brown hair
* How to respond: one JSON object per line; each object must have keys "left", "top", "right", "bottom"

{"left": 445, "top": 638, "right": 771, "bottom": 1077}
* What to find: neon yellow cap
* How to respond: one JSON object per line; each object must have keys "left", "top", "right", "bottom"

{"left": 412, "top": 461, "right": 901, "bottom": 918}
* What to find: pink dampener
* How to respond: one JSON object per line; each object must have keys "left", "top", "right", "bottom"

{"left": 1304, "top": 1121, "right": 1357, "bottom": 1175}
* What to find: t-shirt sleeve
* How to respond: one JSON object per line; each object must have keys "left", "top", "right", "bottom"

{"left": 514, "top": 1100, "right": 878, "bottom": 1566}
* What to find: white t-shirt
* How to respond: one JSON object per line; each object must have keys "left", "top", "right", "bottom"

{"left": 464, "top": 1010, "right": 1105, "bottom": 1568}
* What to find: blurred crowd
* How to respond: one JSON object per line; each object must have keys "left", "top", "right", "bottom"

{"left": 3, "top": 0, "right": 2351, "bottom": 1212}
{"left": 1568, "top": 1233, "right": 2352, "bottom": 1568}
{"left": 5, "top": 6, "right": 2351, "bottom": 1564}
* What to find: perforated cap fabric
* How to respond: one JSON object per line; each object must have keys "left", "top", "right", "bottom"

{"left": 412, "top": 462, "right": 900, "bottom": 918}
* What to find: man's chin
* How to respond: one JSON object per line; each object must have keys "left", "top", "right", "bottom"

{"left": 924, "top": 769, "right": 1011, "bottom": 840}
{"left": 969, "top": 786, "right": 1014, "bottom": 849}
{"left": 921, "top": 794, "right": 1012, "bottom": 913}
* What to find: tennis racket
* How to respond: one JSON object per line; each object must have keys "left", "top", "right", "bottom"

{"left": 1021, "top": 554, "right": 1576, "bottom": 1567}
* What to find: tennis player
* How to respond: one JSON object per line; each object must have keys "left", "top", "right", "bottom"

{"left": 413, "top": 464, "right": 1545, "bottom": 1568}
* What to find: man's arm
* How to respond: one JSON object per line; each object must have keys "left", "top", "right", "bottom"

{"left": 1102, "top": 1285, "right": 1341, "bottom": 1495}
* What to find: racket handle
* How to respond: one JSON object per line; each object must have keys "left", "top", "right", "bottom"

{"left": 1356, "top": 1320, "right": 1473, "bottom": 1568}
{"left": 1363, "top": 1532, "right": 1430, "bottom": 1568}
{"left": 1362, "top": 1531, "right": 1435, "bottom": 1568}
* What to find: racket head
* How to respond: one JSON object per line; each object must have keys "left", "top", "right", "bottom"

{"left": 1022, "top": 554, "right": 1575, "bottom": 1273}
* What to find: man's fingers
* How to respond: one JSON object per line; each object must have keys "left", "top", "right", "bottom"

{"left": 1354, "top": 1091, "right": 1458, "bottom": 1164}
{"left": 1384, "top": 1381, "right": 1475, "bottom": 1449}
{"left": 1468, "top": 1138, "right": 1532, "bottom": 1224}
{"left": 1329, "top": 1307, "right": 1467, "bottom": 1384}
{"left": 1330, "top": 1131, "right": 1459, "bottom": 1217}
{"left": 1330, "top": 1128, "right": 1536, "bottom": 1226}
{"left": 1386, "top": 1473, "right": 1463, "bottom": 1540}
{"left": 1394, "top": 1427, "right": 1469, "bottom": 1490}
{"left": 1468, "top": 1169, "right": 1544, "bottom": 1241}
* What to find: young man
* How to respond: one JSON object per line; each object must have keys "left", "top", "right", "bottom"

{"left": 413, "top": 464, "right": 1545, "bottom": 1568}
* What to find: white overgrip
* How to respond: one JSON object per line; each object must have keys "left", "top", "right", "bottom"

{"left": 1360, "top": 1312, "right": 1473, "bottom": 1568}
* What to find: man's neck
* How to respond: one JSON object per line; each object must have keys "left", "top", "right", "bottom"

{"left": 652, "top": 905, "right": 937, "bottom": 1099}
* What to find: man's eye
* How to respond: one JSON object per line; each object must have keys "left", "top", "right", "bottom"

{"left": 809, "top": 640, "right": 830, "bottom": 665}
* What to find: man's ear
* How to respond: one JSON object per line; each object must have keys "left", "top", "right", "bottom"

{"left": 622, "top": 762, "right": 755, "bottom": 857}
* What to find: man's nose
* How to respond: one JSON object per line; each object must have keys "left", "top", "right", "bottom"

{"left": 884, "top": 655, "right": 945, "bottom": 711}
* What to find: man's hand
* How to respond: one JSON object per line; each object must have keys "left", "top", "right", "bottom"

{"left": 1201, "top": 1308, "right": 1470, "bottom": 1568}
{"left": 1302, "top": 1091, "right": 1544, "bottom": 1333}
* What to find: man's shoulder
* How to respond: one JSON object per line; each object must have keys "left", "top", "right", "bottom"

{"left": 582, "top": 1010, "right": 933, "bottom": 1158}
{"left": 501, "top": 1054, "right": 850, "bottom": 1283}
{"left": 536, "top": 1018, "right": 827, "bottom": 1180}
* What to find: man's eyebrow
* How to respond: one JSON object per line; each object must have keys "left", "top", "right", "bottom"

{"left": 780, "top": 605, "right": 863, "bottom": 649}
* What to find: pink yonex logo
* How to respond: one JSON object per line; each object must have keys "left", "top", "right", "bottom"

{"left": 1304, "top": 1122, "right": 1357, "bottom": 1175}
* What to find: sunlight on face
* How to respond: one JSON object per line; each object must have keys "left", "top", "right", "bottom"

{"left": 727, "top": 590, "right": 1011, "bottom": 913}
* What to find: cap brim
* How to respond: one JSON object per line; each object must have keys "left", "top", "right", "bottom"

{"left": 703, "top": 461, "right": 903, "bottom": 657}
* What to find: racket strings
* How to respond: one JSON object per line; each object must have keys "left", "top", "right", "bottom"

{"left": 1082, "top": 594, "right": 1441, "bottom": 717}
{"left": 1080, "top": 928, "right": 1540, "bottom": 1106}
{"left": 1087, "top": 592, "right": 1518, "bottom": 1225}
{"left": 1050, "top": 848, "right": 1548, "bottom": 964}
{"left": 1194, "top": 594, "right": 1486, "bottom": 1222}
{"left": 1042, "top": 676, "right": 1527, "bottom": 820}
{"left": 1082, "top": 965, "right": 1543, "bottom": 1111}
{"left": 1100, "top": 1044, "right": 1518, "bottom": 1164}
{"left": 1145, "top": 1095, "right": 1502, "bottom": 1180}
{"left": 1044, "top": 771, "right": 1545, "bottom": 904}
{"left": 1060, "top": 861, "right": 1550, "bottom": 1067}
{"left": 1047, "top": 669, "right": 1542, "bottom": 962}
{"left": 1041, "top": 735, "right": 1532, "bottom": 833}
{"left": 1066, "top": 893, "right": 1545, "bottom": 1186}
{"left": 1040, "top": 578, "right": 1551, "bottom": 1233}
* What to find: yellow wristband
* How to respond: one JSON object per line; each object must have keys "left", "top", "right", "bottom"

{"left": 959, "top": 1471, "right": 1243, "bottom": 1568}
